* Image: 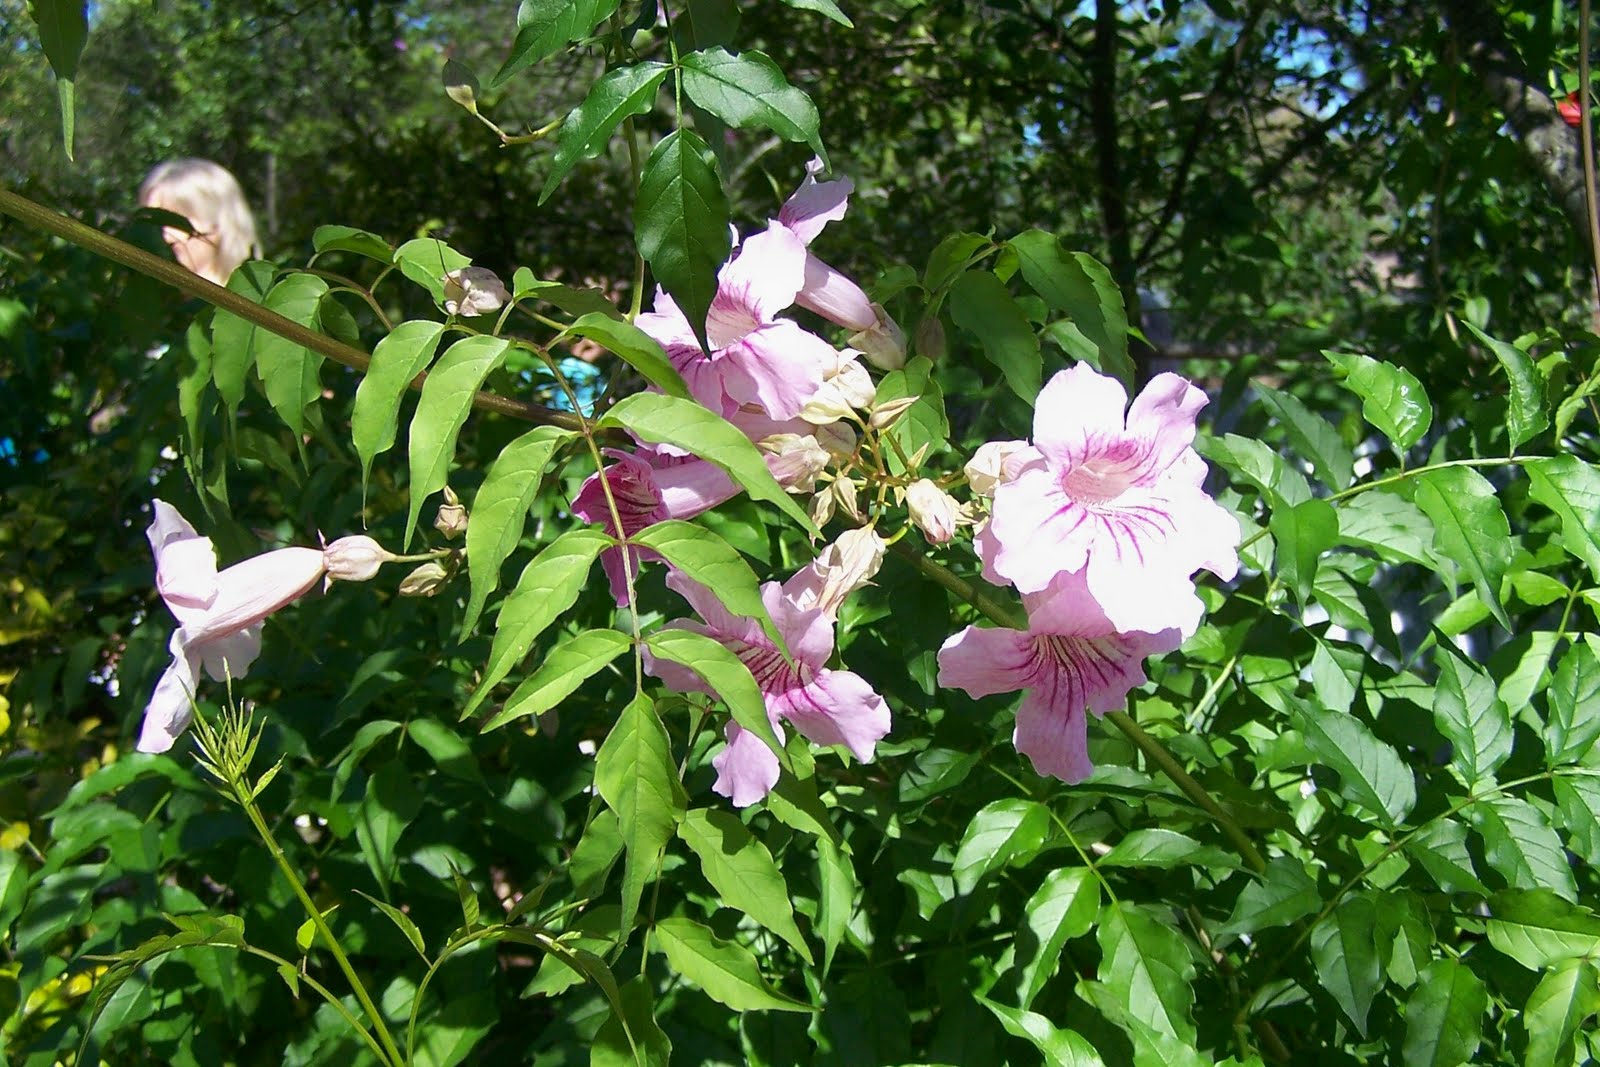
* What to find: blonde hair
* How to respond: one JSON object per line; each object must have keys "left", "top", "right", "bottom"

{"left": 138, "top": 158, "right": 261, "bottom": 281}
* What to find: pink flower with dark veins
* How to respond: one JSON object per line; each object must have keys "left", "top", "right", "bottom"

{"left": 938, "top": 569, "right": 1183, "bottom": 783}
{"left": 140, "top": 500, "right": 326, "bottom": 753}
{"left": 645, "top": 568, "right": 891, "bottom": 807}
{"left": 981, "top": 364, "right": 1239, "bottom": 634}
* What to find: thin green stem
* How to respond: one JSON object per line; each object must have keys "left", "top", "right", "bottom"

{"left": 0, "top": 185, "right": 581, "bottom": 432}
{"left": 242, "top": 946, "right": 392, "bottom": 1064}
{"left": 1326, "top": 456, "right": 1538, "bottom": 503}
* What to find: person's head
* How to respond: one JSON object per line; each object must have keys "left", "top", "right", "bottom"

{"left": 138, "top": 159, "right": 260, "bottom": 285}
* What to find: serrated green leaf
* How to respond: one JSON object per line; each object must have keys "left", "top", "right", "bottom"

{"left": 598, "top": 393, "right": 816, "bottom": 532}
{"left": 1554, "top": 775, "right": 1600, "bottom": 865}
{"left": 464, "top": 527, "right": 613, "bottom": 717}
{"left": 1527, "top": 457, "right": 1600, "bottom": 585}
{"left": 311, "top": 225, "right": 394, "bottom": 262}
{"left": 1486, "top": 889, "right": 1600, "bottom": 968}
{"left": 1522, "top": 959, "right": 1600, "bottom": 1067}
{"left": 1334, "top": 490, "right": 1437, "bottom": 567}
{"left": 948, "top": 270, "right": 1041, "bottom": 404}
{"left": 596, "top": 695, "right": 686, "bottom": 937}
{"left": 642, "top": 628, "right": 786, "bottom": 769}
{"left": 1009, "top": 232, "right": 1132, "bottom": 386}
{"left": 924, "top": 232, "right": 990, "bottom": 293}
{"left": 1432, "top": 644, "right": 1512, "bottom": 786}
{"left": 1377, "top": 892, "right": 1433, "bottom": 988}
{"left": 462, "top": 426, "right": 574, "bottom": 634}
{"left": 633, "top": 128, "right": 731, "bottom": 349}
{"left": 1255, "top": 384, "right": 1354, "bottom": 490}
{"left": 633, "top": 520, "right": 781, "bottom": 648}
{"left": 1295, "top": 703, "right": 1415, "bottom": 829}
{"left": 1325, "top": 351, "right": 1432, "bottom": 450}
{"left": 592, "top": 975, "right": 670, "bottom": 1067}
{"left": 254, "top": 273, "right": 328, "bottom": 441}
{"left": 1271, "top": 497, "right": 1338, "bottom": 605}
{"left": 976, "top": 995, "right": 1104, "bottom": 1065}
{"left": 652, "top": 917, "right": 812, "bottom": 1013}
{"left": 680, "top": 47, "right": 825, "bottom": 161}
{"left": 404, "top": 335, "right": 512, "bottom": 546}
{"left": 210, "top": 261, "right": 277, "bottom": 417}
{"left": 1009, "top": 867, "right": 1099, "bottom": 1009}
{"left": 1311, "top": 893, "right": 1384, "bottom": 1036}
{"left": 1100, "top": 829, "right": 1240, "bottom": 871}
{"left": 678, "top": 808, "right": 811, "bottom": 962}
{"left": 558, "top": 313, "right": 688, "bottom": 399}
{"left": 953, "top": 798, "right": 1050, "bottom": 894}
{"left": 1413, "top": 466, "right": 1513, "bottom": 630}
{"left": 541, "top": 63, "right": 670, "bottom": 202}
{"left": 1097, "top": 901, "right": 1198, "bottom": 1042}
{"left": 1217, "top": 856, "right": 1319, "bottom": 941}
{"left": 1403, "top": 817, "right": 1489, "bottom": 895}
{"left": 482, "top": 629, "right": 633, "bottom": 731}
{"left": 1464, "top": 322, "right": 1548, "bottom": 448}
{"left": 1472, "top": 798, "right": 1577, "bottom": 902}
{"left": 352, "top": 320, "right": 448, "bottom": 497}
{"left": 1079, "top": 981, "right": 1208, "bottom": 1067}
{"left": 1401, "top": 958, "right": 1486, "bottom": 1067}
{"left": 492, "top": 0, "right": 621, "bottom": 87}
{"left": 1196, "top": 433, "right": 1311, "bottom": 508}
{"left": 354, "top": 889, "right": 428, "bottom": 962}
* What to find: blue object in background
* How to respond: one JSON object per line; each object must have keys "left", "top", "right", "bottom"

{"left": 531, "top": 357, "right": 604, "bottom": 415}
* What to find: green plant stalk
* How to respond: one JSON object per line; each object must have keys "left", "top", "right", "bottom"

{"left": 234, "top": 788, "right": 406, "bottom": 1066}
{"left": 0, "top": 184, "right": 582, "bottom": 432}
{"left": 890, "top": 540, "right": 1267, "bottom": 873}
{"left": 242, "top": 946, "right": 392, "bottom": 1065}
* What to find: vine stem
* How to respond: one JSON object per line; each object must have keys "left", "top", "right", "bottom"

{"left": 888, "top": 540, "right": 1267, "bottom": 873}
{"left": 0, "top": 184, "right": 581, "bottom": 432}
{"left": 1581, "top": 0, "right": 1600, "bottom": 332}
{"left": 241, "top": 946, "right": 393, "bottom": 1065}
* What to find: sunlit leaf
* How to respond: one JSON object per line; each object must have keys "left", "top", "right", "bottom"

{"left": 678, "top": 808, "right": 812, "bottom": 962}
{"left": 462, "top": 426, "right": 574, "bottom": 634}
{"left": 403, "top": 335, "right": 512, "bottom": 546}
{"left": 633, "top": 128, "right": 731, "bottom": 350}
{"left": 948, "top": 270, "right": 1041, "bottom": 404}
{"left": 1412, "top": 466, "right": 1513, "bottom": 630}
{"left": 1325, "top": 350, "right": 1431, "bottom": 450}
{"left": 596, "top": 695, "right": 687, "bottom": 938}
{"left": 680, "top": 47, "right": 825, "bottom": 161}
{"left": 652, "top": 917, "right": 812, "bottom": 1013}
{"left": 1401, "top": 959, "right": 1486, "bottom": 1067}
{"left": 351, "top": 320, "right": 448, "bottom": 497}
{"left": 952, "top": 798, "right": 1050, "bottom": 893}
{"left": 482, "top": 628, "right": 632, "bottom": 730}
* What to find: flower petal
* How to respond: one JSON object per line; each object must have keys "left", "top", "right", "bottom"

{"left": 1013, "top": 685, "right": 1095, "bottom": 783}
{"left": 710, "top": 224, "right": 808, "bottom": 341}
{"left": 777, "top": 158, "right": 851, "bottom": 245}
{"left": 794, "top": 252, "right": 876, "bottom": 332}
{"left": 181, "top": 548, "right": 325, "bottom": 647}
{"left": 1125, "top": 372, "right": 1209, "bottom": 479}
{"left": 719, "top": 320, "right": 835, "bottom": 420}
{"left": 712, "top": 721, "right": 783, "bottom": 807}
{"left": 937, "top": 624, "right": 1039, "bottom": 699}
{"left": 1032, "top": 363, "right": 1130, "bottom": 470}
{"left": 194, "top": 623, "right": 264, "bottom": 682}
{"left": 138, "top": 636, "right": 199, "bottom": 754}
{"left": 771, "top": 668, "right": 890, "bottom": 763}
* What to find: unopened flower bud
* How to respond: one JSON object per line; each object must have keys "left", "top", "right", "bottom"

{"left": 868, "top": 395, "right": 918, "bottom": 430}
{"left": 810, "top": 487, "right": 837, "bottom": 528}
{"left": 323, "top": 535, "right": 394, "bottom": 583}
{"left": 759, "top": 433, "right": 830, "bottom": 492}
{"left": 442, "top": 266, "right": 508, "bottom": 317}
{"left": 442, "top": 59, "right": 480, "bottom": 114}
{"left": 831, "top": 476, "right": 862, "bottom": 522}
{"left": 800, "top": 527, "right": 887, "bottom": 618}
{"left": 914, "top": 316, "right": 946, "bottom": 361}
{"left": 814, "top": 421, "right": 857, "bottom": 458}
{"left": 399, "top": 561, "right": 450, "bottom": 597}
{"left": 906, "top": 479, "right": 958, "bottom": 544}
{"left": 434, "top": 486, "right": 468, "bottom": 539}
{"left": 848, "top": 303, "right": 906, "bottom": 371}
{"left": 965, "top": 439, "right": 1030, "bottom": 497}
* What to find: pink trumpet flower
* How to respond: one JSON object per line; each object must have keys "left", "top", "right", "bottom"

{"left": 937, "top": 569, "right": 1183, "bottom": 783}
{"left": 645, "top": 568, "right": 891, "bottom": 807}
{"left": 139, "top": 500, "right": 326, "bottom": 753}
{"left": 776, "top": 158, "right": 878, "bottom": 333}
{"left": 981, "top": 364, "right": 1239, "bottom": 635}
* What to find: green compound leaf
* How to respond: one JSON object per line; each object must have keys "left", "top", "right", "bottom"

{"left": 311, "top": 225, "right": 394, "bottom": 263}
{"left": 1008, "top": 867, "right": 1099, "bottom": 1010}
{"left": 632, "top": 520, "right": 781, "bottom": 649}
{"left": 652, "top": 916, "right": 812, "bottom": 1013}
{"left": 1294, "top": 702, "right": 1416, "bottom": 830}
{"left": 492, "top": 0, "right": 621, "bottom": 87}
{"left": 1096, "top": 901, "right": 1198, "bottom": 1043}
{"left": 1270, "top": 497, "right": 1338, "bottom": 606}
{"left": 597, "top": 695, "right": 687, "bottom": 939}
{"left": 1217, "top": 856, "right": 1320, "bottom": 942}
{"left": 1431, "top": 643, "right": 1512, "bottom": 787}
{"left": 1255, "top": 384, "right": 1355, "bottom": 490}
{"left": 642, "top": 628, "right": 786, "bottom": 771}
{"left": 680, "top": 47, "right": 826, "bottom": 162}
{"left": 351, "top": 320, "right": 448, "bottom": 498}
{"left": 1486, "top": 889, "right": 1600, "bottom": 968}
{"left": 558, "top": 313, "right": 689, "bottom": 399}
{"left": 599, "top": 393, "right": 816, "bottom": 532}
{"left": 1463, "top": 321, "right": 1548, "bottom": 449}
{"left": 482, "top": 628, "right": 632, "bottom": 731}
{"left": 462, "top": 426, "right": 575, "bottom": 635}
{"left": 1403, "top": 817, "right": 1489, "bottom": 896}
{"left": 1472, "top": 800, "right": 1578, "bottom": 902}
{"left": 1526, "top": 456, "right": 1600, "bottom": 584}
{"left": 977, "top": 995, "right": 1104, "bottom": 1066}
{"left": 392, "top": 237, "right": 472, "bottom": 304}
{"left": 1311, "top": 892, "right": 1384, "bottom": 1037}
{"left": 463, "top": 528, "right": 613, "bottom": 719}
{"left": 948, "top": 270, "right": 1042, "bottom": 405}
{"left": 633, "top": 128, "right": 732, "bottom": 351}
{"left": 1009, "top": 231, "right": 1132, "bottom": 386}
{"left": 541, "top": 62, "right": 670, "bottom": 203}
{"left": 210, "top": 261, "right": 277, "bottom": 418}
{"left": 1554, "top": 775, "right": 1600, "bottom": 865}
{"left": 404, "top": 335, "right": 512, "bottom": 547}
{"left": 254, "top": 273, "right": 329, "bottom": 442}
{"left": 1325, "top": 350, "right": 1432, "bottom": 451}
{"left": 678, "top": 808, "right": 812, "bottom": 962}
{"left": 953, "top": 798, "right": 1050, "bottom": 894}
{"left": 1412, "top": 466, "right": 1513, "bottom": 631}
{"left": 1401, "top": 959, "right": 1486, "bottom": 1067}
{"left": 1521, "top": 959, "right": 1600, "bottom": 1067}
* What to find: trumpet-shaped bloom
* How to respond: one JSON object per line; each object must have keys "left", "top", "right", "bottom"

{"left": 777, "top": 158, "right": 877, "bottom": 333}
{"left": 937, "top": 569, "right": 1183, "bottom": 782}
{"left": 982, "top": 364, "right": 1239, "bottom": 634}
{"left": 140, "top": 501, "right": 325, "bottom": 753}
{"left": 571, "top": 448, "right": 739, "bottom": 603}
{"left": 635, "top": 224, "right": 837, "bottom": 421}
{"left": 646, "top": 568, "right": 891, "bottom": 806}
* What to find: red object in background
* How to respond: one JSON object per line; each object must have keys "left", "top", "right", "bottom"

{"left": 1560, "top": 91, "right": 1584, "bottom": 127}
